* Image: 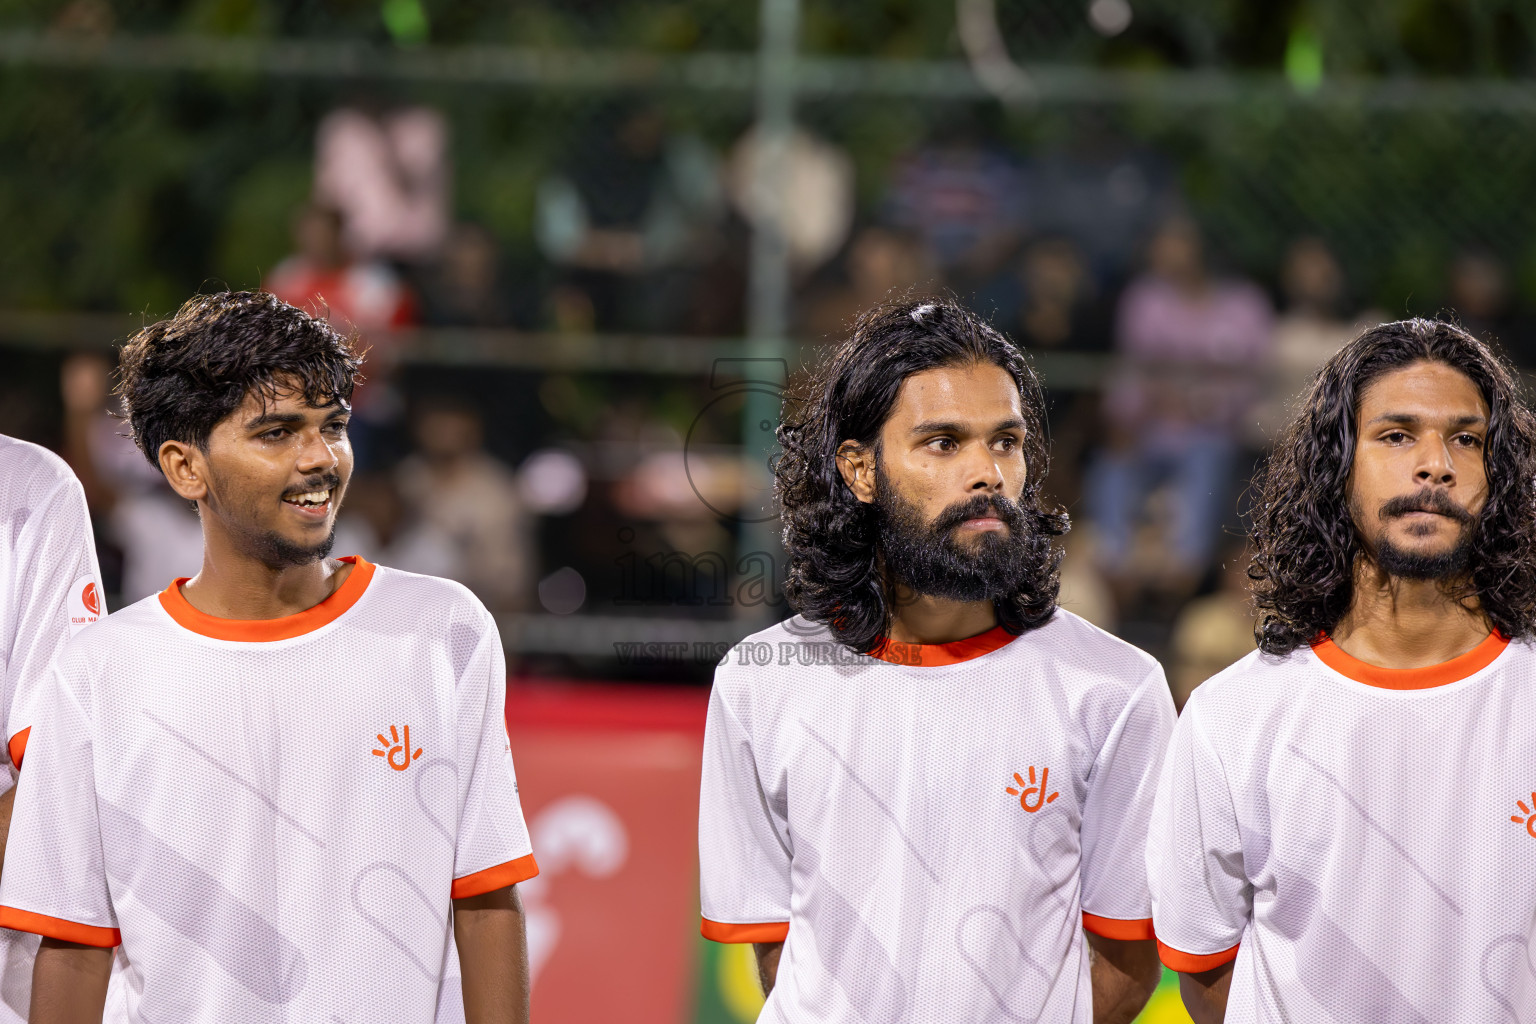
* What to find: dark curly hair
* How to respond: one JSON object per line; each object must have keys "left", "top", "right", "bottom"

{"left": 1250, "top": 317, "right": 1536, "bottom": 655}
{"left": 776, "top": 298, "right": 1069, "bottom": 654}
{"left": 118, "top": 290, "right": 363, "bottom": 470}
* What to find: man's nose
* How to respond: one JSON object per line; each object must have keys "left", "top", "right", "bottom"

{"left": 965, "top": 443, "right": 1005, "bottom": 491}
{"left": 1414, "top": 437, "right": 1456, "bottom": 486}
{"left": 296, "top": 429, "right": 340, "bottom": 474}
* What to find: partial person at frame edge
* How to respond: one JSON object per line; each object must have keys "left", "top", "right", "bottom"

{"left": 1150, "top": 318, "right": 1536, "bottom": 1020}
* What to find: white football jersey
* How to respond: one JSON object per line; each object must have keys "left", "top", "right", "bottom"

{"left": 1148, "top": 632, "right": 1536, "bottom": 1021}
{"left": 0, "top": 557, "right": 536, "bottom": 1024}
{"left": 699, "top": 611, "right": 1175, "bottom": 1023}
{"left": 0, "top": 435, "right": 105, "bottom": 1022}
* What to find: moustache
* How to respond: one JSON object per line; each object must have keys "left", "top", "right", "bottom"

{"left": 282, "top": 473, "right": 342, "bottom": 499}
{"left": 1378, "top": 490, "right": 1474, "bottom": 525}
{"left": 931, "top": 493, "right": 1026, "bottom": 533}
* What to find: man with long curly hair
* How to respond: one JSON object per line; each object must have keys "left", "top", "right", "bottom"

{"left": 699, "top": 299, "right": 1174, "bottom": 1023}
{"left": 1148, "top": 317, "right": 1536, "bottom": 1020}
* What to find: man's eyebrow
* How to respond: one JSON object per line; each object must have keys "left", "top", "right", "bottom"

{"left": 1364, "top": 412, "right": 1487, "bottom": 428}
{"left": 244, "top": 411, "right": 305, "bottom": 430}
{"left": 243, "top": 403, "right": 347, "bottom": 431}
{"left": 908, "top": 417, "right": 1027, "bottom": 435}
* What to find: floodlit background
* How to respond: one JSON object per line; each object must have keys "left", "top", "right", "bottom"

{"left": 5, "top": 0, "right": 1536, "bottom": 1019}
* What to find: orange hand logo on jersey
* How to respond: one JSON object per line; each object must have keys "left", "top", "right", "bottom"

{"left": 1511, "top": 793, "right": 1536, "bottom": 837}
{"left": 1006, "top": 767, "right": 1058, "bottom": 812}
{"left": 372, "top": 725, "right": 422, "bottom": 771}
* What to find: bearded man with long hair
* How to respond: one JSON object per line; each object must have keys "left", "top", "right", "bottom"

{"left": 1149, "top": 318, "right": 1536, "bottom": 1021}
{"left": 698, "top": 299, "right": 1174, "bottom": 1023}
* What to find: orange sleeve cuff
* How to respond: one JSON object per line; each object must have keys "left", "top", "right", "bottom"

{"left": 1082, "top": 912, "right": 1155, "bottom": 941}
{"left": 701, "top": 918, "right": 790, "bottom": 943}
{"left": 1157, "top": 938, "right": 1240, "bottom": 972}
{"left": 8, "top": 727, "right": 29, "bottom": 771}
{"left": 0, "top": 906, "right": 120, "bottom": 947}
{"left": 451, "top": 853, "right": 539, "bottom": 899}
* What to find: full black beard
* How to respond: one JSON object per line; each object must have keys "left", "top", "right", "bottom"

{"left": 1374, "top": 532, "right": 1473, "bottom": 580}
{"left": 874, "top": 475, "right": 1034, "bottom": 602}
{"left": 1357, "top": 489, "right": 1477, "bottom": 581}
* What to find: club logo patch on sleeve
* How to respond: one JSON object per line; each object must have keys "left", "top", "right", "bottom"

{"left": 69, "top": 577, "right": 101, "bottom": 635}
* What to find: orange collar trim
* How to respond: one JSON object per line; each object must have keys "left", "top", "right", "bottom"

{"left": 1311, "top": 629, "right": 1508, "bottom": 690}
{"left": 870, "top": 624, "right": 1018, "bottom": 667}
{"left": 159, "top": 557, "right": 375, "bottom": 642}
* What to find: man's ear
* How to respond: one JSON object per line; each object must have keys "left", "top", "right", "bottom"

{"left": 159, "top": 440, "right": 209, "bottom": 503}
{"left": 836, "top": 441, "right": 876, "bottom": 504}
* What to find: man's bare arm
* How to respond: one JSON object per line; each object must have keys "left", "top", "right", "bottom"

{"left": 753, "top": 941, "right": 783, "bottom": 996}
{"left": 30, "top": 938, "right": 112, "bottom": 1024}
{"left": 1178, "top": 959, "right": 1232, "bottom": 1024}
{"left": 0, "top": 785, "right": 15, "bottom": 879}
{"left": 1086, "top": 932, "right": 1161, "bottom": 1024}
{"left": 453, "top": 884, "right": 530, "bottom": 1024}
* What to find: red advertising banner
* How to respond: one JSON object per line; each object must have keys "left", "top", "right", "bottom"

{"left": 505, "top": 679, "right": 708, "bottom": 1024}
{"left": 504, "top": 679, "right": 1191, "bottom": 1024}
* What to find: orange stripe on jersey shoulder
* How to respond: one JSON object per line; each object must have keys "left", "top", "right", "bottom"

{"left": 0, "top": 906, "right": 120, "bottom": 947}
{"left": 701, "top": 918, "right": 790, "bottom": 943}
{"left": 451, "top": 854, "right": 540, "bottom": 899}
{"left": 1312, "top": 629, "right": 1508, "bottom": 690}
{"left": 158, "top": 557, "right": 376, "bottom": 642}
{"left": 7, "top": 727, "right": 29, "bottom": 771}
{"left": 868, "top": 624, "right": 1018, "bottom": 667}
{"left": 1082, "top": 912, "right": 1154, "bottom": 941}
{"left": 1156, "top": 938, "right": 1239, "bottom": 973}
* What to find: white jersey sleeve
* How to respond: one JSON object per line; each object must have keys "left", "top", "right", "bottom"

{"left": 1079, "top": 664, "right": 1176, "bottom": 937}
{"left": 698, "top": 671, "right": 792, "bottom": 942}
{"left": 1146, "top": 682, "right": 1248, "bottom": 971}
{"left": 450, "top": 614, "right": 538, "bottom": 897}
{"left": 5, "top": 458, "right": 104, "bottom": 772}
{"left": 0, "top": 653, "right": 118, "bottom": 946}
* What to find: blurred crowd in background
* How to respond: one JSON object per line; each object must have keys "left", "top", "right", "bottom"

{"left": 7, "top": 0, "right": 1536, "bottom": 705}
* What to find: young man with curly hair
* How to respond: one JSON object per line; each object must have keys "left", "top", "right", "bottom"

{"left": 698, "top": 299, "right": 1174, "bottom": 1023}
{"left": 0, "top": 292, "right": 536, "bottom": 1024}
{"left": 1149, "top": 318, "right": 1536, "bottom": 1020}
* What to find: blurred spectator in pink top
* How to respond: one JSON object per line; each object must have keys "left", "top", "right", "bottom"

{"left": 312, "top": 104, "right": 450, "bottom": 264}
{"left": 1086, "top": 216, "right": 1273, "bottom": 600}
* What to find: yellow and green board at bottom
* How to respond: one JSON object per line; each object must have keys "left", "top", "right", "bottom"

{"left": 691, "top": 937, "right": 1194, "bottom": 1023}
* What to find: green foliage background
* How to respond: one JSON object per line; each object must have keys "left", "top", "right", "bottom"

{"left": 4, "top": 0, "right": 1536, "bottom": 319}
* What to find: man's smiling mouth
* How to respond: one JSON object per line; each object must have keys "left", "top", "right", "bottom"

{"left": 283, "top": 488, "right": 332, "bottom": 510}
